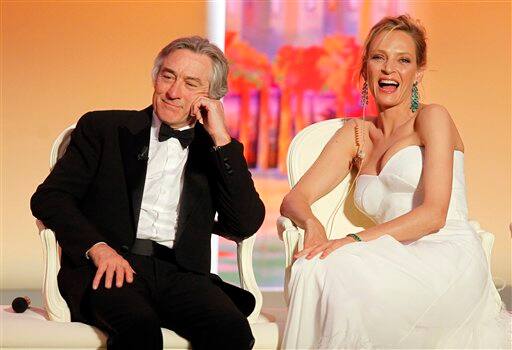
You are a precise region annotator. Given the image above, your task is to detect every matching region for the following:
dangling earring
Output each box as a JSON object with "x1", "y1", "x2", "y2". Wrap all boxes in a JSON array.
[
  {"x1": 411, "y1": 82, "x2": 419, "y2": 112},
  {"x1": 360, "y1": 81, "x2": 368, "y2": 107}
]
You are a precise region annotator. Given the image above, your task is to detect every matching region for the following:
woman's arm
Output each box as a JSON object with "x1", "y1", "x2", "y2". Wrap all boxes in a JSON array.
[
  {"x1": 364, "y1": 105, "x2": 457, "y2": 237},
  {"x1": 280, "y1": 120, "x2": 360, "y2": 249},
  {"x1": 306, "y1": 105, "x2": 461, "y2": 259}
]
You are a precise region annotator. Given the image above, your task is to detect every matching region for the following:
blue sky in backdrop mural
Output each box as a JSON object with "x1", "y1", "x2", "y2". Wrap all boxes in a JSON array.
[{"x1": 218, "y1": 0, "x2": 405, "y2": 289}]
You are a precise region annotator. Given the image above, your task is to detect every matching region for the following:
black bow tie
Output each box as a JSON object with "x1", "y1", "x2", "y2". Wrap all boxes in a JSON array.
[{"x1": 158, "y1": 123, "x2": 194, "y2": 148}]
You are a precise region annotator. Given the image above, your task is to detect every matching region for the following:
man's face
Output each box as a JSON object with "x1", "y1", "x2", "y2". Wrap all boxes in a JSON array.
[{"x1": 152, "y1": 49, "x2": 212, "y2": 128}]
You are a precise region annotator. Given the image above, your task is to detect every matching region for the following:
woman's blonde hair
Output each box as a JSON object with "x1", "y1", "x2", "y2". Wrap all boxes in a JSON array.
[{"x1": 359, "y1": 14, "x2": 427, "y2": 80}]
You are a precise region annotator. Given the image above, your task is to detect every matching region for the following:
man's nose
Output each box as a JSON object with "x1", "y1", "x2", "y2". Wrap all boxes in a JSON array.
[{"x1": 166, "y1": 81, "x2": 182, "y2": 99}]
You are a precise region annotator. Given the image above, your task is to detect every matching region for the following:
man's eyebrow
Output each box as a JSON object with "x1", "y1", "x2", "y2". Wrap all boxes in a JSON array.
[
  {"x1": 160, "y1": 67, "x2": 205, "y2": 85},
  {"x1": 160, "y1": 67, "x2": 176, "y2": 75},
  {"x1": 184, "y1": 76, "x2": 204, "y2": 85}
]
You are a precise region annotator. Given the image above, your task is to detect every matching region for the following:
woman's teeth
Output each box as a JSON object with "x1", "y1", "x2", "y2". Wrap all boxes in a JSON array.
[
  {"x1": 378, "y1": 79, "x2": 399, "y2": 93},
  {"x1": 378, "y1": 79, "x2": 399, "y2": 87}
]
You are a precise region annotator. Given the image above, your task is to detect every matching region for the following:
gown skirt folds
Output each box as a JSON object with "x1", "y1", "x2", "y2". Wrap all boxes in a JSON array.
[{"x1": 282, "y1": 146, "x2": 511, "y2": 349}]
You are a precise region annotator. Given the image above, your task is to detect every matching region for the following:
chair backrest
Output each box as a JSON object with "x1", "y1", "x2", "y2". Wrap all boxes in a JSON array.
[
  {"x1": 286, "y1": 118, "x2": 372, "y2": 238},
  {"x1": 50, "y1": 124, "x2": 76, "y2": 168},
  {"x1": 48, "y1": 124, "x2": 76, "y2": 261}
]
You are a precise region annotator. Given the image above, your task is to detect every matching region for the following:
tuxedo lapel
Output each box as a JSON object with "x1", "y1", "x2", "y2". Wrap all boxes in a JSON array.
[{"x1": 119, "y1": 107, "x2": 152, "y2": 233}]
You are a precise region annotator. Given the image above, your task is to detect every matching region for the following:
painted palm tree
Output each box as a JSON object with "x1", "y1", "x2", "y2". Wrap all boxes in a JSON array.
[
  {"x1": 293, "y1": 46, "x2": 325, "y2": 131},
  {"x1": 317, "y1": 35, "x2": 362, "y2": 117},
  {"x1": 273, "y1": 45, "x2": 325, "y2": 172},
  {"x1": 226, "y1": 31, "x2": 272, "y2": 167}
]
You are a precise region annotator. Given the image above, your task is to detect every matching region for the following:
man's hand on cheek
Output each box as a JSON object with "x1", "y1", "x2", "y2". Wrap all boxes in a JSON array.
[{"x1": 191, "y1": 96, "x2": 231, "y2": 146}]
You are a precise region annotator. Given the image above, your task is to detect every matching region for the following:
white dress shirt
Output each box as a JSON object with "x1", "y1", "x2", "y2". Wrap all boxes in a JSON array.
[{"x1": 135, "y1": 113, "x2": 191, "y2": 248}]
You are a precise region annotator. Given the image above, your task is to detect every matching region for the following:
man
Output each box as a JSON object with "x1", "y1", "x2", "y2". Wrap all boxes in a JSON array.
[{"x1": 31, "y1": 36, "x2": 265, "y2": 350}]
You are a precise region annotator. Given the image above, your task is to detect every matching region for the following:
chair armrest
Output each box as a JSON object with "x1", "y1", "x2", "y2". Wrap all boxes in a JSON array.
[
  {"x1": 37, "y1": 221, "x2": 71, "y2": 322},
  {"x1": 469, "y1": 220, "x2": 503, "y2": 305},
  {"x1": 277, "y1": 216, "x2": 305, "y2": 305},
  {"x1": 276, "y1": 216, "x2": 297, "y2": 241},
  {"x1": 236, "y1": 235, "x2": 265, "y2": 323},
  {"x1": 212, "y1": 220, "x2": 267, "y2": 322},
  {"x1": 277, "y1": 216, "x2": 304, "y2": 270},
  {"x1": 469, "y1": 220, "x2": 495, "y2": 266}
]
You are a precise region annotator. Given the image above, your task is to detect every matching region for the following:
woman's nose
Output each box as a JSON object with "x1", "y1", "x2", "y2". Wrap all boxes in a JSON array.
[{"x1": 382, "y1": 60, "x2": 395, "y2": 74}]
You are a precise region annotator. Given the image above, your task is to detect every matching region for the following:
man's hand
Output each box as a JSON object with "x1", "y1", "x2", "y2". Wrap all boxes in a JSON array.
[
  {"x1": 88, "y1": 243, "x2": 135, "y2": 290},
  {"x1": 190, "y1": 97, "x2": 231, "y2": 146}
]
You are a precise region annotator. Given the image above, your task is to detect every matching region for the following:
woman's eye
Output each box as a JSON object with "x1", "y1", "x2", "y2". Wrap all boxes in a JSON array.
[
  {"x1": 399, "y1": 58, "x2": 411, "y2": 63},
  {"x1": 371, "y1": 55, "x2": 384, "y2": 60}
]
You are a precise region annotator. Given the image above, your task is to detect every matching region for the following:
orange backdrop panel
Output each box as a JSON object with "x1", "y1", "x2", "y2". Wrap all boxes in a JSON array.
[{"x1": 1, "y1": 1, "x2": 207, "y2": 289}]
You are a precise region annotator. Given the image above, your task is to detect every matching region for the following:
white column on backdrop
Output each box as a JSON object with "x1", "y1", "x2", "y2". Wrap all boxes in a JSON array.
[{"x1": 207, "y1": 0, "x2": 226, "y2": 274}]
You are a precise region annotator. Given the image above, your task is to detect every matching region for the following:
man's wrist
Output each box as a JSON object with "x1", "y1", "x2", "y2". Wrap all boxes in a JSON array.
[
  {"x1": 212, "y1": 135, "x2": 231, "y2": 147},
  {"x1": 209, "y1": 129, "x2": 231, "y2": 147},
  {"x1": 85, "y1": 242, "x2": 107, "y2": 259}
]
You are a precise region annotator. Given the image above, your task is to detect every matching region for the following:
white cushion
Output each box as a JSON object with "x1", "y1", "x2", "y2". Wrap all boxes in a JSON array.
[{"x1": 0, "y1": 305, "x2": 279, "y2": 349}]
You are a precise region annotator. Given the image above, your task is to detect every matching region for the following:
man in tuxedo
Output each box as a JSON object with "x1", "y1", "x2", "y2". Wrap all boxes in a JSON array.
[{"x1": 31, "y1": 36, "x2": 265, "y2": 350}]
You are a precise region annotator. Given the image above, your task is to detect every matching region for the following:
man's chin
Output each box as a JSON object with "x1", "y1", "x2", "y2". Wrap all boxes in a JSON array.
[{"x1": 156, "y1": 114, "x2": 191, "y2": 129}]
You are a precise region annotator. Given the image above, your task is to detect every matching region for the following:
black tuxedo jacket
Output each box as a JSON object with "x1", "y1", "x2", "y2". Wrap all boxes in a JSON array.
[{"x1": 31, "y1": 106, "x2": 265, "y2": 322}]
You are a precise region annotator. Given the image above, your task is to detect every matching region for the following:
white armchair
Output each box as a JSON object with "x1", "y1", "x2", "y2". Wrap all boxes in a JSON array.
[
  {"x1": 36, "y1": 125, "x2": 278, "y2": 349},
  {"x1": 277, "y1": 118, "x2": 500, "y2": 305}
]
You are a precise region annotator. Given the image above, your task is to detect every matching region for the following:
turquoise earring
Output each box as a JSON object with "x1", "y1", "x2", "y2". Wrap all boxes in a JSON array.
[{"x1": 411, "y1": 82, "x2": 419, "y2": 112}]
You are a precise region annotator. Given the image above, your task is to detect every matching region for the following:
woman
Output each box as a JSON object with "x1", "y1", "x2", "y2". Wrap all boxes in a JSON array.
[{"x1": 281, "y1": 15, "x2": 510, "y2": 349}]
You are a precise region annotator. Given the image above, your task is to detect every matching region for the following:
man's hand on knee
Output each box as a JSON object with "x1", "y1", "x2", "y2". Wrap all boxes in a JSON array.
[{"x1": 89, "y1": 243, "x2": 135, "y2": 290}]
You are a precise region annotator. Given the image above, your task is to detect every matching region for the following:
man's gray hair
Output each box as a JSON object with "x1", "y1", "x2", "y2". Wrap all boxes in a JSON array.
[{"x1": 152, "y1": 36, "x2": 229, "y2": 100}]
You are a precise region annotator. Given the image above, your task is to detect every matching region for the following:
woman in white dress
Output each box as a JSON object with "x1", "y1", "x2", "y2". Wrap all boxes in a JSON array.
[{"x1": 281, "y1": 15, "x2": 510, "y2": 349}]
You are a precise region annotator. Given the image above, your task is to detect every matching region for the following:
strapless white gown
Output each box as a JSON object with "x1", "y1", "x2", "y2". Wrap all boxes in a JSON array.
[{"x1": 283, "y1": 146, "x2": 510, "y2": 349}]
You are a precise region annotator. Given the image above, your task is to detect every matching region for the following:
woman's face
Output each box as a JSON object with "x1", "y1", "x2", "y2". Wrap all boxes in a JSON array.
[{"x1": 366, "y1": 30, "x2": 423, "y2": 111}]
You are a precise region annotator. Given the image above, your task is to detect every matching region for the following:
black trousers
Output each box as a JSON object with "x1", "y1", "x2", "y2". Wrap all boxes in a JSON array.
[{"x1": 83, "y1": 252, "x2": 254, "y2": 350}]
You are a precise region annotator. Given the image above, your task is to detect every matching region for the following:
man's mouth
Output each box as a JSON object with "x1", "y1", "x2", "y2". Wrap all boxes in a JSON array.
[
  {"x1": 161, "y1": 99, "x2": 182, "y2": 109},
  {"x1": 378, "y1": 79, "x2": 399, "y2": 93}
]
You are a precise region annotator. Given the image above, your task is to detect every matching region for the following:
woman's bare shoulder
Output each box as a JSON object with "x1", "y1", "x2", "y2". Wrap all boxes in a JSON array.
[
  {"x1": 342, "y1": 117, "x2": 377, "y2": 133},
  {"x1": 415, "y1": 104, "x2": 464, "y2": 151},
  {"x1": 415, "y1": 104, "x2": 454, "y2": 134},
  {"x1": 324, "y1": 118, "x2": 373, "y2": 155},
  {"x1": 416, "y1": 104, "x2": 451, "y2": 123}
]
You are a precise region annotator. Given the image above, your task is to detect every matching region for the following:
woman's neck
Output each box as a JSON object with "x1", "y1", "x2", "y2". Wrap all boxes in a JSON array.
[{"x1": 376, "y1": 103, "x2": 416, "y2": 137}]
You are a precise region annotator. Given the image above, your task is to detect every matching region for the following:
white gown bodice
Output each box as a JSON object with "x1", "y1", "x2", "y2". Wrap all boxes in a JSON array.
[{"x1": 354, "y1": 145, "x2": 469, "y2": 225}]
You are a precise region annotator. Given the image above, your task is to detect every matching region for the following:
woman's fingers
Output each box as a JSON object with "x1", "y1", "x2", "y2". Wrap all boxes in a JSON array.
[
  {"x1": 320, "y1": 241, "x2": 343, "y2": 259},
  {"x1": 306, "y1": 242, "x2": 331, "y2": 259},
  {"x1": 294, "y1": 247, "x2": 314, "y2": 258}
]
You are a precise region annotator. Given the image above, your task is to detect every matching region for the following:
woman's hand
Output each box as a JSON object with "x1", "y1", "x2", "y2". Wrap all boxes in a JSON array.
[
  {"x1": 304, "y1": 218, "x2": 328, "y2": 248},
  {"x1": 294, "y1": 218, "x2": 328, "y2": 258},
  {"x1": 295, "y1": 236, "x2": 357, "y2": 260}
]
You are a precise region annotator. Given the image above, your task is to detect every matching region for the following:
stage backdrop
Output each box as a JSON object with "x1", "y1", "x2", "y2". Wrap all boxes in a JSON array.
[
  {"x1": 1, "y1": 1, "x2": 510, "y2": 297},
  {"x1": 217, "y1": 0, "x2": 512, "y2": 293}
]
